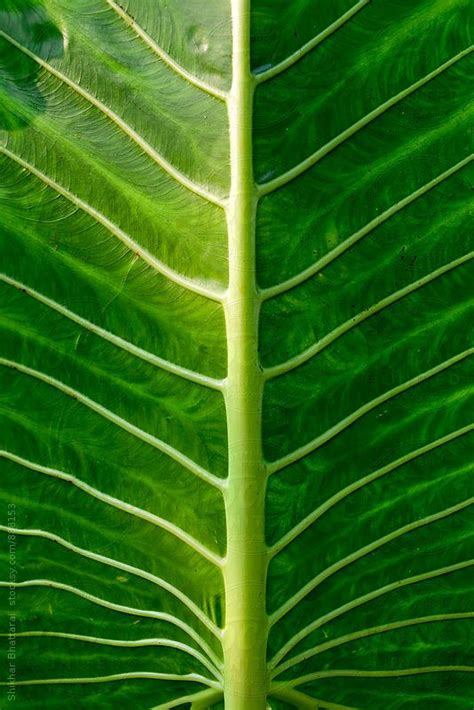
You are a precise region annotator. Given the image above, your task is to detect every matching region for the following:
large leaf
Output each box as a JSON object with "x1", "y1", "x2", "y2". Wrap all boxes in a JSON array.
[{"x1": 0, "y1": 0, "x2": 472, "y2": 708}]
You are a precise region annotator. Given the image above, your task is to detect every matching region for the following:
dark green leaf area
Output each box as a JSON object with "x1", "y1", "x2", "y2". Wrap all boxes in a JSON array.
[
  {"x1": 253, "y1": 0, "x2": 472, "y2": 184},
  {"x1": 301, "y1": 673, "x2": 474, "y2": 710},
  {"x1": 251, "y1": 0, "x2": 356, "y2": 72}
]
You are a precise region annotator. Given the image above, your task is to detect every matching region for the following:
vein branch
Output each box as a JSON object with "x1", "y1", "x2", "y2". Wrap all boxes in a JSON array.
[
  {"x1": 0, "y1": 524, "x2": 221, "y2": 641},
  {"x1": 0, "y1": 274, "x2": 224, "y2": 390},
  {"x1": 0, "y1": 146, "x2": 224, "y2": 302},
  {"x1": 257, "y1": 48, "x2": 472, "y2": 196},
  {"x1": 1, "y1": 630, "x2": 222, "y2": 681},
  {"x1": 0, "y1": 579, "x2": 221, "y2": 662},
  {"x1": 267, "y1": 349, "x2": 472, "y2": 474},
  {"x1": 270, "y1": 497, "x2": 473, "y2": 625},
  {"x1": 283, "y1": 666, "x2": 474, "y2": 688},
  {"x1": 105, "y1": 0, "x2": 227, "y2": 101},
  {"x1": 0, "y1": 670, "x2": 220, "y2": 688},
  {"x1": 0, "y1": 359, "x2": 225, "y2": 499},
  {"x1": 270, "y1": 685, "x2": 356, "y2": 709},
  {"x1": 269, "y1": 559, "x2": 474, "y2": 667},
  {"x1": 270, "y1": 424, "x2": 473, "y2": 555},
  {"x1": 261, "y1": 156, "x2": 472, "y2": 300},
  {"x1": 264, "y1": 253, "x2": 473, "y2": 380},
  {"x1": 0, "y1": 29, "x2": 227, "y2": 209},
  {"x1": 255, "y1": 0, "x2": 370, "y2": 84},
  {"x1": 151, "y1": 688, "x2": 224, "y2": 710},
  {"x1": 272, "y1": 613, "x2": 474, "y2": 678}
]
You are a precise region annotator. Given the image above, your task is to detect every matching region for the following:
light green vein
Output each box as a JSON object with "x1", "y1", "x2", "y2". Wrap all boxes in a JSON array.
[
  {"x1": 257, "y1": 47, "x2": 472, "y2": 196},
  {"x1": 270, "y1": 686, "x2": 355, "y2": 709},
  {"x1": 0, "y1": 29, "x2": 227, "y2": 208},
  {"x1": 261, "y1": 156, "x2": 472, "y2": 300},
  {"x1": 0, "y1": 448, "x2": 222, "y2": 572},
  {"x1": 267, "y1": 349, "x2": 472, "y2": 474},
  {"x1": 270, "y1": 424, "x2": 473, "y2": 555},
  {"x1": 270, "y1": 559, "x2": 474, "y2": 667},
  {"x1": 104, "y1": 0, "x2": 227, "y2": 101},
  {"x1": 0, "y1": 273, "x2": 224, "y2": 390},
  {"x1": 0, "y1": 449, "x2": 220, "y2": 562},
  {"x1": 0, "y1": 671, "x2": 220, "y2": 688},
  {"x1": 264, "y1": 252, "x2": 473, "y2": 380},
  {"x1": 0, "y1": 146, "x2": 223, "y2": 302},
  {"x1": 270, "y1": 498, "x2": 472, "y2": 626},
  {"x1": 272, "y1": 612, "x2": 474, "y2": 678},
  {"x1": 152, "y1": 688, "x2": 224, "y2": 710},
  {"x1": 0, "y1": 358, "x2": 225, "y2": 499},
  {"x1": 0, "y1": 579, "x2": 223, "y2": 663},
  {"x1": 0, "y1": 524, "x2": 220, "y2": 641},
  {"x1": 278, "y1": 666, "x2": 474, "y2": 689},
  {"x1": 254, "y1": 0, "x2": 370, "y2": 84},
  {"x1": 0, "y1": 630, "x2": 221, "y2": 681}
]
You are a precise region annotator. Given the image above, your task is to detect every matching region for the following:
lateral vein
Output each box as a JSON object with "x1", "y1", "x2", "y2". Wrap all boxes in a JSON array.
[
  {"x1": 0, "y1": 274, "x2": 224, "y2": 390},
  {"x1": 269, "y1": 559, "x2": 474, "y2": 667},
  {"x1": 0, "y1": 146, "x2": 223, "y2": 302},
  {"x1": 261, "y1": 156, "x2": 472, "y2": 300},
  {"x1": 264, "y1": 253, "x2": 473, "y2": 379},
  {"x1": 255, "y1": 0, "x2": 370, "y2": 84},
  {"x1": 257, "y1": 48, "x2": 472, "y2": 196},
  {"x1": 0, "y1": 524, "x2": 220, "y2": 641},
  {"x1": 270, "y1": 686, "x2": 356, "y2": 709},
  {"x1": 151, "y1": 688, "x2": 224, "y2": 710},
  {"x1": 104, "y1": 0, "x2": 227, "y2": 101},
  {"x1": 282, "y1": 666, "x2": 474, "y2": 688},
  {"x1": 270, "y1": 424, "x2": 473, "y2": 554},
  {"x1": 0, "y1": 29, "x2": 226, "y2": 208},
  {"x1": 0, "y1": 359, "x2": 225, "y2": 500},
  {"x1": 0, "y1": 579, "x2": 221, "y2": 660},
  {"x1": 267, "y1": 349, "x2": 472, "y2": 474},
  {"x1": 0, "y1": 670, "x2": 220, "y2": 688},
  {"x1": 270, "y1": 498, "x2": 473, "y2": 625},
  {"x1": 1, "y1": 630, "x2": 221, "y2": 681},
  {"x1": 272, "y1": 612, "x2": 474, "y2": 677}
]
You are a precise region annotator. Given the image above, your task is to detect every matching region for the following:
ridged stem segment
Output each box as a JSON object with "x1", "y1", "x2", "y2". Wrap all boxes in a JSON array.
[{"x1": 222, "y1": 1, "x2": 268, "y2": 707}]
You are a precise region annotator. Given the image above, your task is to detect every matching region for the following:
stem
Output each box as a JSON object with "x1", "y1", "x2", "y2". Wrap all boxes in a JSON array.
[{"x1": 222, "y1": 1, "x2": 268, "y2": 707}]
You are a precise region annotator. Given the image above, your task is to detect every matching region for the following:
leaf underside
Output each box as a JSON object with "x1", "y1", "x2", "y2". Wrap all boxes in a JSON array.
[{"x1": 0, "y1": 0, "x2": 473, "y2": 708}]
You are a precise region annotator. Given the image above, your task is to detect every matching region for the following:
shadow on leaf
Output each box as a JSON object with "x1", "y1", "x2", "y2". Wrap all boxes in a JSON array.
[{"x1": 0, "y1": 0, "x2": 64, "y2": 131}]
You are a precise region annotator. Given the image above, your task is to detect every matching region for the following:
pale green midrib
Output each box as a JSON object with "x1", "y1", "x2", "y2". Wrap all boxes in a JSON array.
[{"x1": 221, "y1": 1, "x2": 269, "y2": 708}]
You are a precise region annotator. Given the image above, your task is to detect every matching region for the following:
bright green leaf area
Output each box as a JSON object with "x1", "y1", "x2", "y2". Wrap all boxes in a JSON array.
[{"x1": 0, "y1": 0, "x2": 472, "y2": 708}]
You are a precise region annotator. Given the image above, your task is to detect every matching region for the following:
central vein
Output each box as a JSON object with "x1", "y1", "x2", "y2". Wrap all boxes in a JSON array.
[{"x1": 222, "y1": 0, "x2": 269, "y2": 708}]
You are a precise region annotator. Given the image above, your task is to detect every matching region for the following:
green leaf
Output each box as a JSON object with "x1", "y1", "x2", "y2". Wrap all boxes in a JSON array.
[{"x1": 0, "y1": 0, "x2": 472, "y2": 708}]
